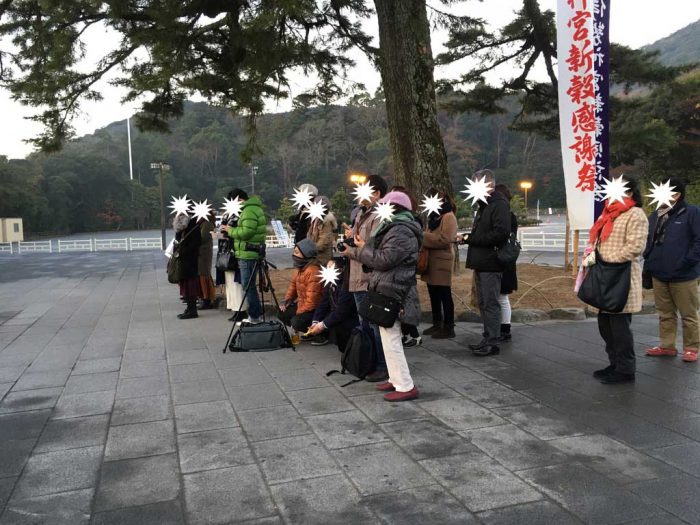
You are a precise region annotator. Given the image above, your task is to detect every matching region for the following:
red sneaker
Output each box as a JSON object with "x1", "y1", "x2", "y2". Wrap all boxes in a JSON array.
[
  {"x1": 682, "y1": 350, "x2": 698, "y2": 363},
  {"x1": 645, "y1": 346, "x2": 678, "y2": 357},
  {"x1": 376, "y1": 381, "x2": 395, "y2": 392},
  {"x1": 384, "y1": 387, "x2": 419, "y2": 402}
]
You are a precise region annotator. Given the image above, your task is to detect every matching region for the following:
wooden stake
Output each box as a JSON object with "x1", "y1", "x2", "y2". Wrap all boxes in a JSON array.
[
  {"x1": 572, "y1": 230, "x2": 580, "y2": 277},
  {"x1": 564, "y1": 215, "x2": 571, "y2": 270}
]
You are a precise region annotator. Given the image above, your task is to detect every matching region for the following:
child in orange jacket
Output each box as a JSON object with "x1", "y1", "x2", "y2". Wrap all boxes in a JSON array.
[{"x1": 279, "y1": 238, "x2": 324, "y2": 333}]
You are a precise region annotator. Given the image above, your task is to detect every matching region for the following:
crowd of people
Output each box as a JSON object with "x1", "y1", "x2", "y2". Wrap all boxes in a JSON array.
[{"x1": 169, "y1": 172, "x2": 700, "y2": 400}]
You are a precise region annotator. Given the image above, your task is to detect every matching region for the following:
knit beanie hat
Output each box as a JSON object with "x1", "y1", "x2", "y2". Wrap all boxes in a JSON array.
[
  {"x1": 380, "y1": 191, "x2": 412, "y2": 212},
  {"x1": 668, "y1": 177, "x2": 686, "y2": 200},
  {"x1": 296, "y1": 238, "x2": 318, "y2": 258}
]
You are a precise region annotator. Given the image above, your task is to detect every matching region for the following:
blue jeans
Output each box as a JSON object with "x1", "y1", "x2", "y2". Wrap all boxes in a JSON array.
[
  {"x1": 353, "y1": 291, "x2": 387, "y2": 373},
  {"x1": 239, "y1": 259, "x2": 262, "y2": 319}
]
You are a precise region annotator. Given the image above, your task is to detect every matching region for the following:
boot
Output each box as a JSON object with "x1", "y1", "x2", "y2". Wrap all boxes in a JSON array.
[
  {"x1": 499, "y1": 323, "x2": 512, "y2": 342},
  {"x1": 199, "y1": 299, "x2": 214, "y2": 310},
  {"x1": 178, "y1": 300, "x2": 198, "y2": 320},
  {"x1": 431, "y1": 324, "x2": 456, "y2": 339},
  {"x1": 422, "y1": 323, "x2": 442, "y2": 336}
]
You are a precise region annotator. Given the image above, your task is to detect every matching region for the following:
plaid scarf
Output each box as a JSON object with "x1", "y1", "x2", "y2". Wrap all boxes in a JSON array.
[{"x1": 588, "y1": 197, "x2": 636, "y2": 245}]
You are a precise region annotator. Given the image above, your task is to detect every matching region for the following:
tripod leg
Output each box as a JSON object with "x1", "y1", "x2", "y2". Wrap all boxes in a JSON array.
[{"x1": 222, "y1": 259, "x2": 259, "y2": 353}]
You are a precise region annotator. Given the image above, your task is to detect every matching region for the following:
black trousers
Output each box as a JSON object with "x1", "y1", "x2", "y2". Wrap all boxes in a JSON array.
[
  {"x1": 278, "y1": 304, "x2": 314, "y2": 333},
  {"x1": 401, "y1": 323, "x2": 419, "y2": 338},
  {"x1": 597, "y1": 313, "x2": 635, "y2": 375},
  {"x1": 427, "y1": 284, "x2": 455, "y2": 326},
  {"x1": 474, "y1": 271, "x2": 502, "y2": 344}
]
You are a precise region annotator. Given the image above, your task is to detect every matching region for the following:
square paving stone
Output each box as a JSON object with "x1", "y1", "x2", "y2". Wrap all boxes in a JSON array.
[
  {"x1": 0, "y1": 387, "x2": 63, "y2": 414},
  {"x1": 306, "y1": 410, "x2": 387, "y2": 449},
  {"x1": 421, "y1": 451, "x2": 544, "y2": 512},
  {"x1": 257, "y1": 352, "x2": 311, "y2": 372},
  {"x1": 520, "y1": 462, "x2": 658, "y2": 524},
  {"x1": 462, "y1": 424, "x2": 571, "y2": 471},
  {"x1": 52, "y1": 391, "x2": 114, "y2": 419},
  {"x1": 254, "y1": 434, "x2": 339, "y2": 484},
  {"x1": 419, "y1": 397, "x2": 506, "y2": 431},
  {"x1": 167, "y1": 349, "x2": 211, "y2": 365},
  {"x1": 0, "y1": 382, "x2": 11, "y2": 401},
  {"x1": 494, "y1": 403, "x2": 591, "y2": 441},
  {"x1": 71, "y1": 358, "x2": 121, "y2": 375},
  {"x1": 111, "y1": 395, "x2": 172, "y2": 426},
  {"x1": 350, "y1": 393, "x2": 428, "y2": 423},
  {"x1": 169, "y1": 362, "x2": 218, "y2": 383},
  {"x1": 549, "y1": 434, "x2": 680, "y2": 484},
  {"x1": 269, "y1": 368, "x2": 330, "y2": 391},
  {"x1": 662, "y1": 416, "x2": 700, "y2": 441},
  {"x1": 238, "y1": 405, "x2": 311, "y2": 442},
  {"x1": 477, "y1": 500, "x2": 583, "y2": 525},
  {"x1": 2, "y1": 488, "x2": 93, "y2": 525},
  {"x1": 95, "y1": 453, "x2": 180, "y2": 511},
  {"x1": 648, "y1": 442, "x2": 700, "y2": 476},
  {"x1": 92, "y1": 500, "x2": 185, "y2": 525},
  {"x1": 0, "y1": 438, "x2": 35, "y2": 477},
  {"x1": 285, "y1": 387, "x2": 355, "y2": 416},
  {"x1": 122, "y1": 347, "x2": 165, "y2": 362},
  {"x1": 13, "y1": 446, "x2": 102, "y2": 499},
  {"x1": 219, "y1": 364, "x2": 274, "y2": 387},
  {"x1": 0, "y1": 366, "x2": 24, "y2": 383},
  {"x1": 332, "y1": 441, "x2": 435, "y2": 496},
  {"x1": 105, "y1": 420, "x2": 175, "y2": 461},
  {"x1": 380, "y1": 418, "x2": 475, "y2": 460},
  {"x1": 630, "y1": 474, "x2": 700, "y2": 525},
  {"x1": 171, "y1": 379, "x2": 227, "y2": 405},
  {"x1": 454, "y1": 381, "x2": 533, "y2": 408},
  {"x1": 585, "y1": 410, "x2": 690, "y2": 450},
  {"x1": 364, "y1": 485, "x2": 479, "y2": 525},
  {"x1": 117, "y1": 376, "x2": 169, "y2": 399},
  {"x1": 120, "y1": 359, "x2": 167, "y2": 379},
  {"x1": 11, "y1": 369, "x2": 71, "y2": 391},
  {"x1": 64, "y1": 371, "x2": 118, "y2": 394},
  {"x1": 226, "y1": 382, "x2": 289, "y2": 411},
  {"x1": 271, "y1": 474, "x2": 376, "y2": 524},
  {"x1": 0, "y1": 477, "x2": 14, "y2": 511},
  {"x1": 35, "y1": 414, "x2": 109, "y2": 453},
  {"x1": 174, "y1": 400, "x2": 238, "y2": 434},
  {"x1": 0, "y1": 409, "x2": 51, "y2": 441},
  {"x1": 183, "y1": 465, "x2": 275, "y2": 524},
  {"x1": 178, "y1": 427, "x2": 254, "y2": 474}
]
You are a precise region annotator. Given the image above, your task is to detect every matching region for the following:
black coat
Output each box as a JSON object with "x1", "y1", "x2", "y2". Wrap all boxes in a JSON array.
[
  {"x1": 289, "y1": 212, "x2": 312, "y2": 244},
  {"x1": 465, "y1": 191, "x2": 511, "y2": 272},
  {"x1": 175, "y1": 218, "x2": 202, "y2": 280},
  {"x1": 501, "y1": 212, "x2": 519, "y2": 294}
]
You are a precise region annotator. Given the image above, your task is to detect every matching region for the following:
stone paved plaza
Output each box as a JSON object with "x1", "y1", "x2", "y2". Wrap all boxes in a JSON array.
[{"x1": 0, "y1": 251, "x2": 699, "y2": 524}]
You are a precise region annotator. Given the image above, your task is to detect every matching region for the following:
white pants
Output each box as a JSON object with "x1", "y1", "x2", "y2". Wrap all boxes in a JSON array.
[
  {"x1": 379, "y1": 321, "x2": 415, "y2": 392},
  {"x1": 498, "y1": 294, "x2": 512, "y2": 324},
  {"x1": 225, "y1": 271, "x2": 248, "y2": 311}
]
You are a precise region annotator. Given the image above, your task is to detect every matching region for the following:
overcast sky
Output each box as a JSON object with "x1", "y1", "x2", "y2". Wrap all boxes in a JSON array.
[{"x1": 1, "y1": 0, "x2": 698, "y2": 160}]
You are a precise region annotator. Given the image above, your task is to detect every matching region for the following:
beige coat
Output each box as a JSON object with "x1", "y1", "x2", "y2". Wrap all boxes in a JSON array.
[
  {"x1": 595, "y1": 206, "x2": 649, "y2": 313},
  {"x1": 307, "y1": 212, "x2": 337, "y2": 265},
  {"x1": 421, "y1": 212, "x2": 458, "y2": 287},
  {"x1": 348, "y1": 206, "x2": 382, "y2": 292}
]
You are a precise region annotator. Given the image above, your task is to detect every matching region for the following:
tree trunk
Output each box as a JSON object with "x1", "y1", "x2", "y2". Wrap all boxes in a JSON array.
[{"x1": 374, "y1": 0, "x2": 450, "y2": 197}]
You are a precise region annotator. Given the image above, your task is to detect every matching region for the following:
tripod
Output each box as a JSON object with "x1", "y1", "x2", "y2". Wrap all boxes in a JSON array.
[{"x1": 222, "y1": 249, "x2": 287, "y2": 353}]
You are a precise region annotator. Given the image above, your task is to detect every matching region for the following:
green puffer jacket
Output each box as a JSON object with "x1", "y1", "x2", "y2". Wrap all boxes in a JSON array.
[{"x1": 227, "y1": 196, "x2": 267, "y2": 260}]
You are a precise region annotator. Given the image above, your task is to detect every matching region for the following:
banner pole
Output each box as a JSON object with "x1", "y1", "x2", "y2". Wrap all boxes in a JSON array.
[
  {"x1": 564, "y1": 215, "x2": 571, "y2": 270},
  {"x1": 572, "y1": 230, "x2": 580, "y2": 277}
]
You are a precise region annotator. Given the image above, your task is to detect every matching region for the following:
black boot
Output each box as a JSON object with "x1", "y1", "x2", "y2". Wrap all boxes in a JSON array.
[
  {"x1": 423, "y1": 323, "x2": 442, "y2": 336},
  {"x1": 178, "y1": 300, "x2": 198, "y2": 319},
  {"x1": 432, "y1": 324, "x2": 456, "y2": 339},
  {"x1": 499, "y1": 324, "x2": 512, "y2": 342},
  {"x1": 593, "y1": 365, "x2": 615, "y2": 379},
  {"x1": 199, "y1": 299, "x2": 214, "y2": 310}
]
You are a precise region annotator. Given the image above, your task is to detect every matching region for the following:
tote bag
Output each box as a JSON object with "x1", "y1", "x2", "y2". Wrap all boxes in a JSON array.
[{"x1": 577, "y1": 250, "x2": 631, "y2": 313}]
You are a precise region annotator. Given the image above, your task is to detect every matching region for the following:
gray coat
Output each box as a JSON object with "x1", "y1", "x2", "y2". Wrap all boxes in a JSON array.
[{"x1": 356, "y1": 218, "x2": 423, "y2": 326}]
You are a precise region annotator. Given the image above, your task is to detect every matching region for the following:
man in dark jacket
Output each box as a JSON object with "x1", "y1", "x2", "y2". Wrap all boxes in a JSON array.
[
  {"x1": 465, "y1": 170, "x2": 511, "y2": 355},
  {"x1": 643, "y1": 178, "x2": 700, "y2": 363},
  {"x1": 288, "y1": 183, "x2": 318, "y2": 244}
]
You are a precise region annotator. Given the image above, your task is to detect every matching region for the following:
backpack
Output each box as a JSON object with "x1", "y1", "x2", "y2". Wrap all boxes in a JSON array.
[{"x1": 326, "y1": 326, "x2": 376, "y2": 386}]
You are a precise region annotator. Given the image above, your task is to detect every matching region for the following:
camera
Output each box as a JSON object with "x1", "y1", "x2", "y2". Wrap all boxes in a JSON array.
[
  {"x1": 336, "y1": 237, "x2": 356, "y2": 251},
  {"x1": 245, "y1": 242, "x2": 265, "y2": 256}
]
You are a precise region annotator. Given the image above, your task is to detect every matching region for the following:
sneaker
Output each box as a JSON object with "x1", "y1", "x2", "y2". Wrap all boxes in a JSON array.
[
  {"x1": 422, "y1": 324, "x2": 441, "y2": 336},
  {"x1": 246, "y1": 317, "x2": 264, "y2": 324},
  {"x1": 403, "y1": 336, "x2": 422, "y2": 348},
  {"x1": 310, "y1": 336, "x2": 329, "y2": 346},
  {"x1": 682, "y1": 350, "x2": 698, "y2": 362},
  {"x1": 645, "y1": 346, "x2": 678, "y2": 357},
  {"x1": 431, "y1": 326, "x2": 455, "y2": 339},
  {"x1": 365, "y1": 370, "x2": 389, "y2": 383},
  {"x1": 376, "y1": 381, "x2": 395, "y2": 392},
  {"x1": 600, "y1": 371, "x2": 635, "y2": 384},
  {"x1": 593, "y1": 365, "x2": 616, "y2": 378},
  {"x1": 300, "y1": 332, "x2": 314, "y2": 341},
  {"x1": 401, "y1": 335, "x2": 409, "y2": 345},
  {"x1": 384, "y1": 387, "x2": 419, "y2": 402},
  {"x1": 472, "y1": 344, "x2": 500, "y2": 357},
  {"x1": 468, "y1": 339, "x2": 488, "y2": 351}
]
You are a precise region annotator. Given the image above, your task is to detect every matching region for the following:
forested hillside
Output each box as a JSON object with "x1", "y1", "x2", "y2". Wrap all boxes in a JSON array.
[{"x1": 645, "y1": 21, "x2": 700, "y2": 67}]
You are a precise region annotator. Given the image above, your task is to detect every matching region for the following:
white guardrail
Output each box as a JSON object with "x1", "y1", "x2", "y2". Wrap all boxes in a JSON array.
[
  {"x1": 18, "y1": 241, "x2": 52, "y2": 253},
  {"x1": 518, "y1": 231, "x2": 573, "y2": 249},
  {"x1": 0, "y1": 243, "x2": 12, "y2": 254},
  {"x1": 58, "y1": 239, "x2": 93, "y2": 253}
]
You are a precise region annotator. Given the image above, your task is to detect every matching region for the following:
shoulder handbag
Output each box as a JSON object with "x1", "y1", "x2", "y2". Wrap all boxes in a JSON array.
[
  {"x1": 577, "y1": 249, "x2": 631, "y2": 312},
  {"x1": 358, "y1": 289, "x2": 401, "y2": 328},
  {"x1": 416, "y1": 247, "x2": 429, "y2": 275},
  {"x1": 216, "y1": 240, "x2": 238, "y2": 272},
  {"x1": 496, "y1": 232, "x2": 521, "y2": 265},
  {"x1": 167, "y1": 227, "x2": 194, "y2": 284}
]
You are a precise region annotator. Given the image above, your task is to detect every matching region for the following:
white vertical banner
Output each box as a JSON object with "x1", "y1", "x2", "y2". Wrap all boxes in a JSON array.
[{"x1": 557, "y1": 0, "x2": 596, "y2": 231}]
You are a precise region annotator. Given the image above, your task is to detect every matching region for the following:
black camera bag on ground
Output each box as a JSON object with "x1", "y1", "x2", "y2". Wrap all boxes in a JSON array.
[
  {"x1": 326, "y1": 326, "x2": 376, "y2": 386},
  {"x1": 227, "y1": 320, "x2": 294, "y2": 352}
]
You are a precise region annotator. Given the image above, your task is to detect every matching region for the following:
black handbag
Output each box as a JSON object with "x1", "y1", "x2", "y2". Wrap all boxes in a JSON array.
[
  {"x1": 496, "y1": 232, "x2": 521, "y2": 265},
  {"x1": 216, "y1": 250, "x2": 238, "y2": 272},
  {"x1": 227, "y1": 320, "x2": 294, "y2": 352},
  {"x1": 359, "y1": 289, "x2": 401, "y2": 328},
  {"x1": 577, "y1": 250, "x2": 631, "y2": 313}
]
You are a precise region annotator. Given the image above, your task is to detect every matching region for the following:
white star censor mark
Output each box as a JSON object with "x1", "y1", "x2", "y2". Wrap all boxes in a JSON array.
[
  {"x1": 599, "y1": 176, "x2": 630, "y2": 204},
  {"x1": 221, "y1": 197, "x2": 243, "y2": 219},
  {"x1": 646, "y1": 180, "x2": 677, "y2": 210},
  {"x1": 190, "y1": 200, "x2": 213, "y2": 222},
  {"x1": 461, "y1": 176, "x2": 492, "y2": 206},
  {"x1": 169, "y1": 195, "x2": 191, "y2": 216},
  {"x1": 420, "y1": 194, "x2": 444, "y2": 216},
  {"x1": 352, "y1": 182, "x2": 375, "y2": 203},
  {"x1": 305, "y1": 201, "x2": 327, "y2": 222},
  {"x1": 317, "y1": 264, "x2": 342, "y2": 287},
  {"x1": 291, "y1": 187, "x2": 314, "y2": 211},
  {"x1": 373, "y1": 202, "x2": 395, "y2": 223}
]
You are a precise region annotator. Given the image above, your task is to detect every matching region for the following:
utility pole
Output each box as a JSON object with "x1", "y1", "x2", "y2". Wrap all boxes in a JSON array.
[
  {"x1": 151, "y1": 162, "x2": 170, "y2": 249},
  {"x1": 251, "y1": 165, "x2": 258, "y2": 194},
  {"x1": 127, "y1": 117, "x2": 134, "y2": 181}
]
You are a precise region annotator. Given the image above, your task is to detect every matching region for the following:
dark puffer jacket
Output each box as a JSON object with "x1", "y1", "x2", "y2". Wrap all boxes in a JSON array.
[
  {"x1": 466, "y1": 191, "x2": 511, "y2": 272},
  {"x1": 175, "y1": 217, "x2": 202, "y2": 280},
  {"x1": 356, "y1": 213, "x2": 423, "y2": 326}
]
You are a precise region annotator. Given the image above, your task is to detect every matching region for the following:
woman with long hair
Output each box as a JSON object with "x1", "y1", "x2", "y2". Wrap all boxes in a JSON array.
[
  {"x1": 173, "y1": 213, "x2": 202, "y2": 319},
  {"x1": 494, "y1": 184, "x2": 518, "y2": 341}
]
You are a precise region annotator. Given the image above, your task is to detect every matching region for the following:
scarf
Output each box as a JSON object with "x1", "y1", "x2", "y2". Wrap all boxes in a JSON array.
[
  {"x1": 588, "y1": 197, "x2": 636, "y2": 245},
  {"x1": 371, "y1": 210, "x2": 415, "y2": 245}
]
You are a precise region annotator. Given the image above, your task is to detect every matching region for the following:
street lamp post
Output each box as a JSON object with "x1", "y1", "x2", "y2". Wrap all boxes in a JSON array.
[
  {"x1": 520, "y1": 181, "x2": 533, "y2": 210},
  {"x1": 251, "y1": 165, "x2": 258, "y2": 194},
  {"x1": 150, "y1": 162, "x2": 171, "y2": 249}
]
